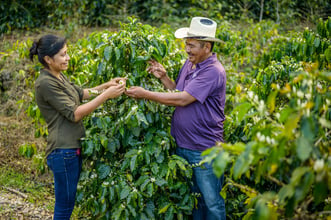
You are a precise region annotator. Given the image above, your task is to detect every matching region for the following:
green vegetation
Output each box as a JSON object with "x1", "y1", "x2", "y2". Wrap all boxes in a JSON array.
[
  {"x1": 1, "y1": 0, "x2": 331, "y2": 35},
  {"x1": 0, "y1": 166, "x2": 53, "y2": 205},
  {"x1": 0, "y1": 1, "x2": 330, "y2": 219}
]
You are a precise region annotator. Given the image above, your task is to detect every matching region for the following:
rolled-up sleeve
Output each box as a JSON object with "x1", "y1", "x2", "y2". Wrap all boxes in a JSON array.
[{"x1": 72, "y1": 83, "x2": 84, "y2": 102}]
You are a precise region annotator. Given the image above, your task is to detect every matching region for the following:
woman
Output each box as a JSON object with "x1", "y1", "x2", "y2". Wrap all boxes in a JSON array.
[{"x1": 29, "y1": 34, "x2": 126, "y2": 219}]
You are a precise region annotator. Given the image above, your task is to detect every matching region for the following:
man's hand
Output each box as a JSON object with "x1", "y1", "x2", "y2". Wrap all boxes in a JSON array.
[
  {"x1": 125, "y1": 86, "x2": 147, "y2": 99},
  {"x1": 147, "y1": 60, "x2": 166, "y2": 79}
]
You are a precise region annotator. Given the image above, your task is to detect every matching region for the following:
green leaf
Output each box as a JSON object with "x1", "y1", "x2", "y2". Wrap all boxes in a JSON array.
[
  {"x1": 136, "y1": 111, "x2": 149, "y2": 126},
  {"x1": 130, "y1": 155, "x2": 137, "y2": 172},
  {"x1": 104, "y1": 46, "x2": 112, "y2": 61},
  {"x1": 165, "y1": 205, "x2": 174, "y2": 220},
  {"x1": 324, "y1": 46, "x2": 331, "y2": 63},
  {"x1": 125, "y1": 149, "x2": 138, "y2": 157},
  {"x1": 120, "y1": 186, "x2": 130, "y2": 199},
  {"x1": 84, "y1": 140, "x2": 94, "y2": 156},
  {"x1": 140, "y1": 178, "x2": 150, "y2": 191},
  {"x1": 127, "y1": 204, "x2": 137, "y2": 217},
  {"x1": 279, "y1": 185, "x2": 295, "y2": 204},
  {"x1": 158, "y1": 204, "x2": 170, "y2": 214},
  {"x1": 212, "y1": 151, "x2": 231, "y2": 178},
  {"x1": 146, "y1": 183, "x2": 153, "y2": 197},
  {"x1": 107, "y1": 139, "x2": 120, "y2": 153},
  {"x1": 97, "y1": 164, "x2": 111, "y2": 179},
  {"x1": 296, "y1": 136, "x2": 312, "y2": 161},
  {"x1": 283, "y1": 113, "x2": 301, "y2": 137},
  {"x1": 233, "y1": 102, "x2": 252, "y2": 123},
  {"x1": 313, "y1": 38, "x2": 320, "y2": 48},
  {"x1": 115, "y1": 47, "x2": 121, "y2": 60},
  {"x1": 267, "y1": 90, "x2": 278, "y2": 113},
  {"x1": 233, "y1": 143, "x2": 253, "y2": 179},
  {"x1": 155, "y1": 178, "x2": 167, "y2": 186},
  {"x1": 313, "y1": 181, "x2": 328, "y2": 204}
]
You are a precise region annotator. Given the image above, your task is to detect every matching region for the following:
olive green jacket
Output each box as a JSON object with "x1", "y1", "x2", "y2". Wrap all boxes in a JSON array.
[{"x1": 35, "y1": 69, "x2": 85, "y2": 157}]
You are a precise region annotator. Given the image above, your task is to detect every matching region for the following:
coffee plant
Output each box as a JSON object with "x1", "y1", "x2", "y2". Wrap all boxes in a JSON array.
[
  {"x1": 61, "y1": 18, "x2": 194, "y2": 219},
  {"x1": 203, "y1": 17, "x2": 331, "y2": 219}
]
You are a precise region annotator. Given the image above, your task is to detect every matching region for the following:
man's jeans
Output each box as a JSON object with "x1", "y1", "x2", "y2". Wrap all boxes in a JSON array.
[
  {"x1": 47, "y1": 148, "x2": 82, "y2": 220},
  {"x1": 176, "y1": 147, "x2": 226, "y2": 220}
]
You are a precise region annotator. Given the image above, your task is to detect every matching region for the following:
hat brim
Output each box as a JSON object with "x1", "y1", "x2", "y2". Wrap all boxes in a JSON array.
[{"x1": 174, "y1": 27, "x2": 223, "y2": 43}]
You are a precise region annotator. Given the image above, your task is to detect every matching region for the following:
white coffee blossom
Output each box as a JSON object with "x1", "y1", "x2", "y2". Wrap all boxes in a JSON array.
[
  {"x1": 254, "y1": 95, "x2": 259, "y2": 103},
  {"x1": 297, "y1": 99, "x2": 301, "y2": 106},
  {"x1": 314, "y1": 159, "x2": 324, "y2": 172},
  {"x1": 266, "y1": 136, "x2": 271, "y2": 144},
  {"x1": 275, "y1": 113, "x2": 280, "y2": 119},
  {"x1": 247, "y1": 91, "x2": 254, "y2": 99},
  {"x1": 297, "y1": 90, "x2": 304, "y2": 98},
  {"x1": 305, "y1": 93, "x2": 311, "y2": 100},
  {"x1": 257, "y1": 100, "x2": 265, "y2": 113}
]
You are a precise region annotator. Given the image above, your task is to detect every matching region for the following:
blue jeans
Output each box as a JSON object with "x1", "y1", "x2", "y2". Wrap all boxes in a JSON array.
[
  {"x1": 176, "y1": 147, "x2": 226, "y2": 220},
  {"x1": 47, "y1": 148, "x2": 82, "y2": 220}
]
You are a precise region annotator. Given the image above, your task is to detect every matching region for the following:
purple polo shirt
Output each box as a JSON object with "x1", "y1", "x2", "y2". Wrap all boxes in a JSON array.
[{"x1": 171, "y1": 53, "x2": 226, "y2": 151}]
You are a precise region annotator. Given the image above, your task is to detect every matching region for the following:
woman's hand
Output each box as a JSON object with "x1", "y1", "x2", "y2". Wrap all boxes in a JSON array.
[
  {"x1": 103, "y1": 83, "x2": 126, "y2": 99},
  {"x1": 125, "y1": 86, "x2": 147, "y2": 99},
  {"x1": 108, "y1": 77, "x2": 127, "y2": 86},
  {"x1": 147, "y1": 60, "x2": 166, "y2": 79}
]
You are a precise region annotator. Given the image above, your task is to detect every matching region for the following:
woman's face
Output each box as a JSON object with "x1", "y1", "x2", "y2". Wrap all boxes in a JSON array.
[{"x1": 48, "y1": 44, "x2": 70, "y2": 73}]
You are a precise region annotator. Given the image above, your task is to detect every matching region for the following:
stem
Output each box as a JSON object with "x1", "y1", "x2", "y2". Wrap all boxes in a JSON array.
[
  {"x1": 315, "y1": 130, "x2": 331, "y2": 146},
  {"x1": 267, "y1": 174, "x2": 285, "y2": 186},
  {"x1": 259, "y1": 0, "x2": 264, "y2": 22}
]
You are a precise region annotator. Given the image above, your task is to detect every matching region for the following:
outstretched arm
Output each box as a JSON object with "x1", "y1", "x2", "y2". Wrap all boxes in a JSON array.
[
  {"x1": 83, "y1": 77, "x2": 127, "y2": 99},
  {"x1": 125, "y1": 86, "x2": 196, "y2": 107}
]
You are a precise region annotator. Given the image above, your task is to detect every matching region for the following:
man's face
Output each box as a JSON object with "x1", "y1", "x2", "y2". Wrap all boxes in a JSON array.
[{"x1": 185, "y1": 39, "x2": 210, "y2": 65}]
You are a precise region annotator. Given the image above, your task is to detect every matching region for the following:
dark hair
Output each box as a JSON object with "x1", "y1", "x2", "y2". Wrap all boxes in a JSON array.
[
  {"x1": 198, "y1": 41, "x2": 214, "y2": 52},
  {"x1": 29, "y1": 34, "x2": 66, "y2": 68}
]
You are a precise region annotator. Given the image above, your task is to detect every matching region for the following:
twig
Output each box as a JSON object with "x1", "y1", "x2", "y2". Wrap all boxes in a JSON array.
[
  {"x1": 3, "y1": 186, "x2": 28, "y2": 199},
  {"x1": 267, "y1": 174, "x2": 285, "y2": 186},
  {"x1": 315, "y1": 130, "x2": 331, "y2": 147}
]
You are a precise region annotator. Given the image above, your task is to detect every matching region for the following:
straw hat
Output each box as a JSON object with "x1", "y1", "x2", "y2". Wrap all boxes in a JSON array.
[{"x1": 175, "y1": 17, "x2": 223, "y2": 43}]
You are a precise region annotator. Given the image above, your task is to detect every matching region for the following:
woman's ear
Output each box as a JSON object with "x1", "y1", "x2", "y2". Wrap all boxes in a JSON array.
[{"x1": 44, "y1": 56, "x2": 52, "y2": 65}]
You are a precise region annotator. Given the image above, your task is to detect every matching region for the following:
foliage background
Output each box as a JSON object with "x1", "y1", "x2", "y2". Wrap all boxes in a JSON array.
[
  {"x1": 0, "y1": 1, "x2": 330, "y2": 219},
  {"x1": 1, "y1": 0, "x2": 331, "y2": 35}
]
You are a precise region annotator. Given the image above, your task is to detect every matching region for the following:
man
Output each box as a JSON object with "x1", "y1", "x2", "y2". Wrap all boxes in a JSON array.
[{"x1": 126, "y1": 17, "x2": 226, "y2": 220}]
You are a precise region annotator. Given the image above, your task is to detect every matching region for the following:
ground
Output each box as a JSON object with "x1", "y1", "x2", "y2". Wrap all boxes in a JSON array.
[
  {"x1": 0, "y1": 191, "x2": 52, "y2": 220},
  {"x1": 0, "y1": 115, "x2": 53, "y2": 219}
]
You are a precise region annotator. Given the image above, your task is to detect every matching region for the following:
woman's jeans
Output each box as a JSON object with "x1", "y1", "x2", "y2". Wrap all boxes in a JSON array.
[
  {"x1": 176, "y1": 147, "x2": 226, "y2": 220},
  {"x1": 47, "y1": 148, "x2": 82, "y2": 220}
]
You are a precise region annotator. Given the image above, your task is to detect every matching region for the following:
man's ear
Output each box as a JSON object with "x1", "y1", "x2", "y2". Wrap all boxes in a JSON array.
[{"x1": 205, "y1": 42, "x2": 212, "y2": 52}]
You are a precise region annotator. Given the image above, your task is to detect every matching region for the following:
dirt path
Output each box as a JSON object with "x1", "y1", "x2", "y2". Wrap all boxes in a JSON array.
[
  {"x1": 0, "y1": 190, "x2": 52, "y2": 220},
  {"x1": 0, "y1": 115, "x2": 53, "y2": 220}
]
